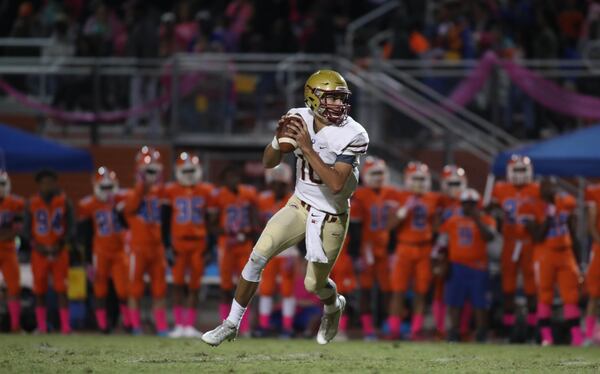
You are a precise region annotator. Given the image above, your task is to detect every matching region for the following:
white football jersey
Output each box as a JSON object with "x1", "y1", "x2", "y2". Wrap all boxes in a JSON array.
[{"x1": 286, "y1": 107, "x2": 369, "y2": 214}]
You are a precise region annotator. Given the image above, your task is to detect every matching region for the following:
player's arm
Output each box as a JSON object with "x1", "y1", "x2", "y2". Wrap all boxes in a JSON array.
[
  {"x1": 587, "y1": 202, "x2": 600, "y2": 244},
  {"x1": 473, "y1": 215, "x2": 496, "y2": 242},
  {"x1": 160, "y1": 203, "x2": 172, "y2": 249},
  {"x1": 347, "y1": 222, "x2": 362, "y2": 259},
  {"x1": 122, "y1": 183, "x2": 146, "y2": 215},
  {"x1": 76, "y1": 218, "x2": 93, "y2": 264},
  {"x1": 0, "y1": 207, "x2": 23, "y2": 241},
  {"x1": 262, "y1": 116, "x2": 286, "y2": 168},
  {"x1": 567, "y1": 212, "x2": 581, "y2": 262}
]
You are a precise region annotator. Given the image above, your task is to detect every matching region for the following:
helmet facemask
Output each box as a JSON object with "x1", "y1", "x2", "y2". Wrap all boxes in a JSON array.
[
  {"x1": 142, "y1": 164, "x2": 163, "y2": 184},
  {"x1": 94, "y1": 181, "x2": 117, "y2": 202},
  {"x1": 406, "y1": 174, "x2": 431, "y2": 194},
  {"x1": 507, "y1": 165, "x2": 532, "y2": 186},
  {"x1": 176, "y1": 165, "x2": 201, "y2": 186},
  {"x1": 364, "y1": 170, "x2": 385, "y2": 189},
  {"x1": 312, "y1": 88, "x2": 351, "y2": 126},
  {"x1": 442, "y1": 179, "x2": 466, "y2": 199}
]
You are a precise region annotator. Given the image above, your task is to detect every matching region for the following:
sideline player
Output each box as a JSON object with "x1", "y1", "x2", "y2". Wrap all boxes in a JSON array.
[
  {"x1": 387, "y1": 162, "x2": 441, "y2": 340},
  {"x1": 585, "y1": 183, "x2": 600, "y2": 345},
  {"x1": 522, "y1": 178, "x2": 583, "y2": 346},
  {"x1": 256, "y1": 164, "x2": 297, "y2": 337},
  {"x1": 202, "y1": 69, "x2": 369, "y2": 346},
  {"x1": 121, "y1": 146, "x2": 168, "y2": 335},
  {"x1": 78, "y1": 167, "x2": 130, "y2": 332},
  {"x1": 162, "y1": 152, "x2": 212, "y2": 338},
  {"x1": 25, "y1": 170, "x2": 75, "y2": 334},
  {"x1": 0, "y1": 170, "x2": 24, "y2": 332},
  {"x1": 489, "y1": 155, "x2": 539, "y2": 340},
  {"x1": 437, "y1": 189, "x2": 496, "y2": 342},
  {"x1": 348, "y1": 156, "x2": 396, "y2": 340}
]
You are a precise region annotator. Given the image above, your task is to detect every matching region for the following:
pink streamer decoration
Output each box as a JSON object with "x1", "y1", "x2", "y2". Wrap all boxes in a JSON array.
[
  {"x1": 446, "y1": 51, "x2": 600, "y2": 119},
  {"x1": 0, "y1": 71, "x2": 203, "y2": 123}
]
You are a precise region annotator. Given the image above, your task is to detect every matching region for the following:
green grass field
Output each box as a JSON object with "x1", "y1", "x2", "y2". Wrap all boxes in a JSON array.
[{"x1": 1, "y1": 335, "x2": 599, "y2": 373}]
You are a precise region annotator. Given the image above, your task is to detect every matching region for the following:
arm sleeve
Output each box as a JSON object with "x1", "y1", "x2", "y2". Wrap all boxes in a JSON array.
[
  {"x1": 76, "y1": 218, "x2": 93, "y2": 264},
  {"x1": 161, "y1": 204, "x2": 172, "y2": 249},
  {"x1": 65, "y1": 199, "x2": 77, "y2": 244},
  {"x1": 22, "y1": 200, "x2": 31, "y2": 243}
]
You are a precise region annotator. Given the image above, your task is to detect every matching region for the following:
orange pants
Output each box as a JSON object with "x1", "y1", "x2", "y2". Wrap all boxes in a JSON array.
[
  {"x1": 31, "y1": 249, "x2": 69, "y2": 295},
  {"x1": 93, "y1": 251, "x2": 128, "y2": 299},
  {"x1": 358, "y1": 247, "x2": 391, "y2": 292},
  {"x1": 259, "y1": 256, "x2": 295, "y2": 297},
  {"x1": 391, "y1": 243, "x2": 432, "y2": 294},
  {"x1": 330, "y1": 251, "x2": 356, "y2": 294},
  {"x1": 587, "y1": 243, "x2": 600, "y2": 298},
  {"x1": 218, "y1": 241, "x2": 253, "y2": 291},
  {"x1": 501, "y1": 239, "x2": 536, "y2": 295},
  {"x1": 534, "y1": 247, "x2": 580, "y2": 305},
  {"x1": 172, "y1": 245, "x2": 206, "y2": 290},
  {"x1": 0, "y1": 250, "x2": 20, "y2": 297},
  {"x1": 129, "y1": 248, "x2": 167, "y2": 299}
]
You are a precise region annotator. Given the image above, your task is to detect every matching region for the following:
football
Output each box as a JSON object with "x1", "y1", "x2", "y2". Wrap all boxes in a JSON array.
[{"x1": 276, "y1": 114, "x2": 303, "y2": 153}]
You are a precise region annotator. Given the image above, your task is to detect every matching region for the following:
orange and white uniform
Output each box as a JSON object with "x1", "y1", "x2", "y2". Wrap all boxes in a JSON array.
[
  {"x1": 520, "y1": 193, "x2": 580, "y2": 305},
  {"x1": 586, "y1": 184, "x2": 600, "y2": 298},
  {"x1": 163, "y1": 181, "x2": 213, "y2": 290},
  {"x1": 78, "y1": 193, "x2": 128, "y2": 299},
  {"x1": 492, "y1": 181, "x2": 540, "y2": 296},
  {"x1": 391, "y1": 190, "x2": 442, "y2": 293},
  {"x1": 122, "y1": 183, "x2": 166, "y2": 298},
  {"x1": 350, "y1": 185, "x2": 397, "y2": 292},
  {"x1": 440, "y1": 212, "x2": 496, "y2": 271},
  {"x1": 28, "y1": 193, "x2": 72, "y2": 295},
  {"x1": 209, "y1": 185, "x2": 258, "y2": 291},
  {"x1": 258, "y1": 191, "x2": 296, "y2": 298},
  {"x1": 0, "y1": 194, "x2": 25, "y2": 297}
]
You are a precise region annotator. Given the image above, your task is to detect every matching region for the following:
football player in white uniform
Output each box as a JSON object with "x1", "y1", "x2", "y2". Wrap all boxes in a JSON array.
[{"x1": 202, "y1": 69, "x2": 369, "y2": 346}]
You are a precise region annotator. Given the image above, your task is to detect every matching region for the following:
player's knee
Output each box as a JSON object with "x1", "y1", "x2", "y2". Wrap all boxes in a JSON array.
[
  {"x1": 241, "y1": 251, "x2": 269, "y2": 282},
  {"x1": 308, "y1": 278, "x2": 337, "y2": 300}
]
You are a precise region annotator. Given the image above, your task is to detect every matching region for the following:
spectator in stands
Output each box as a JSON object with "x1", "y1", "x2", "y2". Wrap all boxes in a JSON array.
[
  {"x1": 82, "y1": 1, "x2": 122, "y2": 56},
  {"x1": 225, "y1": 0, "x2": 254, "y2": 51},
  {"x1": 10, "y1": 2, "x2": 41, "y2": 38}
]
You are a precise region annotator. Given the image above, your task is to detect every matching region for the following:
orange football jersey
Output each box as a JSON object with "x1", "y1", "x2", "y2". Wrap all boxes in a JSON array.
[
  {"x1": 78, "y1": 194, "x2": 125, "y2": 254},
  {"x1": 440, "y1": 212, "x2": 496, "y2": 270},
  {"x1": 257, "y1": 191, "x2": 292, "y2": 224},
  {"x1": 393, "y1": 191, "x2": 442, "y2": 244},
  {"x1": 122, "y1": 183, "x2": 163, "y2": 250},
  {"x1": 209, "y1": 185, "x2": 258, "y2": 236},
  {"x1": 491, "y1": 181, "x2": 540, "y2": 239},
  {"x1": 0, "y1": 195, "x2": 25, "y2": 251},
  {"x1": 350, "y1": 186, "x2": 397, "y2": 248},
  {"x1": 520, "y1": 192, "x2": 576, "y2": 249},
  {"x1": 163, "y1": 182, "x2": 213, "y2": 251},
  {"x1": 29, "y1": 193, "x2": 70, "y2": 247},
  {"x1": 586, "y1": 184, "x2": 600, "y2": 232}
]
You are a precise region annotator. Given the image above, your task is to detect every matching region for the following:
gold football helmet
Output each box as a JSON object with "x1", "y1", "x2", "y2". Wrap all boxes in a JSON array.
[{"x1": 304, "y1": 70, "x2": 351, "y2": 125}]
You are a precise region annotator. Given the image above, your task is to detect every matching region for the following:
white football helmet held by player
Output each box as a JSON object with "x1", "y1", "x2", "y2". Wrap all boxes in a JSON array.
[
  {"x1": 506, "y1": 155, "x2": 533, "y2": 186},
  {"x1": 441, "y1": 164, "x2": 467, "y2": 199},
  {"x1": 93, "y1": 167, "x2": 118, "y2": 202},
  {"x1": 404, "y1": 161, "x2": 431, "y2": 194},
  {"x1": 135, "y1": 146, "x2": 163, "y2": 184},
  {"x1": 362, "y1": 156, "x2": 388, "y2": 189},
  {"x1": 0, "y1": 170, "x2": 10, "y2": 198},
  {"x1": 175, "y1": 152, "x2": 202, "y2": 186}
]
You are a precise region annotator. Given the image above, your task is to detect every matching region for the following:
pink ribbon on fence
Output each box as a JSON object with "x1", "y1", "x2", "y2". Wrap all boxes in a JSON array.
[
  {"x1": 446, "y1": 51, "x2": 600, "y2": 119},
  {"x1": 0, "y1": 70, "x2": 204, "y2": 123}
]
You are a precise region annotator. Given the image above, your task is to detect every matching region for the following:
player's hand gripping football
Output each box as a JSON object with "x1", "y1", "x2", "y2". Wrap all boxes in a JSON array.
[{"x1": 286, "y1": 117, "x2": 312, "y2": 153}]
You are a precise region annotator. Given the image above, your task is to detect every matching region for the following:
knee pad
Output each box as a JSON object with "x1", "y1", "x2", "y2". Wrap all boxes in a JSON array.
[
  {"x1": 312, "y1": 278, "x2": 337, "y2": 300},
  {"x1": 241, "y1": 251, "x2": 269, "y2": 282}
]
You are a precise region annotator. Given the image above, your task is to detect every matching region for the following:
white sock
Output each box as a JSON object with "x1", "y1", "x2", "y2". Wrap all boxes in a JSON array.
[
  {"x1": 282, "y1": 297, "x2": 296, "y2": 318},
  {"x1": 259, "y1": 296, "x2": 273, "y2": 316},
  {"x1": 226, "y1": 299, "x2": 246, "y2": 327},
  {"x1": 324, "y1": 295, "x2": 340, "y2": 314}
]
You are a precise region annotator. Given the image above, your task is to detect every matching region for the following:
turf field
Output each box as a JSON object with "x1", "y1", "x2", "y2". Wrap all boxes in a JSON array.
[{"x1": 1, "y1": 335, "x2": 599, "y2": 373}]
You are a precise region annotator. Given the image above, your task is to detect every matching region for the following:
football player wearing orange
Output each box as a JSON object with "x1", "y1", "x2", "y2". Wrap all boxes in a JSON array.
[
  {"x1": 162, "y1": 152, "x2": 212, "y2": 338},
  {"x1": 348, "y1": 157, "x2": 396, "y2": 340},
  {"x1": 121, "y1": 147, "x2": 168, "y2": 335},
  {"x1": 24, "y1": 170, "x2": 75, "y2": 334},
  {"x1": 388, "y1": 162, "x2": 441, "y2": 340},
  {"x1": 585, "y1": 183, "x2": 600, "y2": 345},
  {"x1": 78, "y1": 167, "x2": 129, "y2": 332},
  {"x1": 257, "y1": 164, "x2": 297, "y2": 337},
  {"x1": 490, "y1": 155, "x2": 539, "y2": 339},
  {"x1": 208, "y1": 165, "x2": 259, "y2": 336},
  {"x1": 522, "y1": 178, "x2": 583, "y2": 346},
  {"x1": 0, "y1": 171, "x2": 24, "y2": 332},
  {"x1": 431, "y1": 165, "x2": 467, "y2": 337},
  {"x1": 437, "y1": 189, "x2": 496, "y2": 342}
]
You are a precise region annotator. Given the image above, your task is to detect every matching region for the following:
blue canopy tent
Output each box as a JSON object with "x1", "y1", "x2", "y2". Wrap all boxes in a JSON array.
[
  {"x1": 492, "y1": 125, "x2": 600, "y2": 177},
  {"x1": 0, "y1": 123, "x2": 93, "y2": 172}
]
